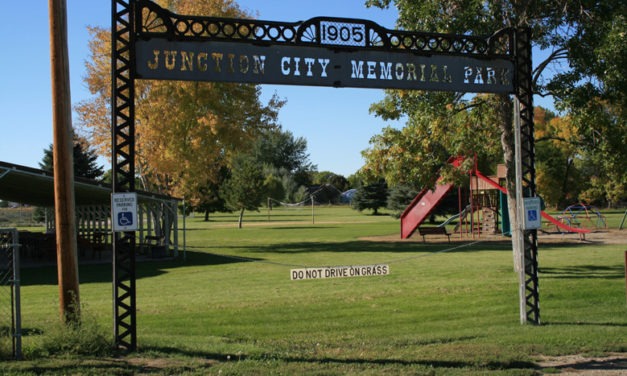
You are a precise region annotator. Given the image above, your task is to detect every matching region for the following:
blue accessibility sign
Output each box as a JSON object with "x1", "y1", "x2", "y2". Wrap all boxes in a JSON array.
[{"x1": 118, "y1": 212, "x2": 134, "y2": 227}]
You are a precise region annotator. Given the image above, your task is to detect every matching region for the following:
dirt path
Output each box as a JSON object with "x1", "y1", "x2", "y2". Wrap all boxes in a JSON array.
[
  {"x1": 536, "y1": 353, "x2": 627, "y2": 375},
  {"x1": 360, "y1": 228, "x2": 627, "y2": 246}
]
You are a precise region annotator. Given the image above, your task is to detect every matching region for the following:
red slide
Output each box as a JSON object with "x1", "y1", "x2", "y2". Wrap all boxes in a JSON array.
[
  {"x1": 473, "y1": 170, "x2": 590, "y2": 234},
  {"x1": 400, "y1": 183, "x2": 454, "y2": 239},
  {"x1": 400, "y1": 157, "x2": 463, "y2": 239}
]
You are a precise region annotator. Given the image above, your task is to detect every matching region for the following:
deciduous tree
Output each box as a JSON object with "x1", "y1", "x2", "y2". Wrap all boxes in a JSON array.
[
  {"x1": 221, "y1": 153, "x2": 266, "y2": 228},
  {"x1": 75, "y1": 0, "x2": 282, "y2": 208}
]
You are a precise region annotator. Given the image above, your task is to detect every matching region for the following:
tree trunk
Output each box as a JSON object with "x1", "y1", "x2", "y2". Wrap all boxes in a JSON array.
[
  {"x1": 204, "y1": 210, "x2": 209, "y2": 222},
  {"x1": 559, "y1": 158, "x2": 573, "y2": 207},
  {"x1": 497, "y1": 94, "x2": 523, "y2": 273},
  {"x1": 238, "y1": 208, "x2": 244, "y2": 228}
]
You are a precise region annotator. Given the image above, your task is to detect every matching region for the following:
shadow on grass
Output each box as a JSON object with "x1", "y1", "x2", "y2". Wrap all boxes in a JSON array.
[
  {"x1": 135, "y1": 345, "x2": 537, "y2": 372},
  {"x1": 543, "y1": 321, "x2": 627, "y2": 327},
  {"x1": 540, "y1": 264, "x2": 624, "y2": 279},
  {"x1": 20, "y1": 250, "x2": 260, "y2": 286},
  {"x1": 264, "y1": 226, "x2": 340, "y2": 230},
  {"x1": 281, "y1": 356, "x2": 537, "y2": 372},
  {"x1": 196, "y1": 239, "x2": 511, "y2": 255}
]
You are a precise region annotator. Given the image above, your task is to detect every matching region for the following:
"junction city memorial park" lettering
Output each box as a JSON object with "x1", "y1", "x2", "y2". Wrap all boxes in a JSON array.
[{"x1": 136, "y1": 40, "x2": 514, "y2": 93}]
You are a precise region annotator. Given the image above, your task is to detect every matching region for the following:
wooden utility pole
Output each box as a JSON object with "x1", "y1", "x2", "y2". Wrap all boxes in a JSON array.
[{"x1": 49, "y1": 0, "x2": 80, "y2": 321}]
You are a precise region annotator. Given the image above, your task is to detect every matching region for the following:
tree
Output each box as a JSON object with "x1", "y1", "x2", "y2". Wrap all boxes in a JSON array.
[
  {"x1": 347, "y1": 172, "x2": 365, "y2": 190},
  {"x1": 252, "y1": 127, "x2": 316, "y2": 188},
  {"x1": 534, "y1": 107, "x2": 583, "y2": 208},
  {"x1": 312, "y1": 171, "x2": 349, "y2": 192},
  {"x1": 40, "y1": 132, "x2": 104, "y2": 180},
  {"x1": 75, "y1": 0, "x2": 283, "y2": 208},
  {"x1": 221, "y1": 153, "x2": 266, "y2": 228},
  {"x1": 570, "y1": 99, "x2": 626, "y2": 208},
  {"x1": 196, "y1": 166, "x2": 230, "y2": 221},
  {"x1": 386, "y1": 184, "x2": 418, "y2": 218},
  {"x1": 251, "y1": 127, "x2": 318, "y2": 204},
  {"x1": 363, "y1": 93, "x2": 501, "y2": 189},
  {"x1": 352, "y1": 181, "x2": 388, "y2": 215}
]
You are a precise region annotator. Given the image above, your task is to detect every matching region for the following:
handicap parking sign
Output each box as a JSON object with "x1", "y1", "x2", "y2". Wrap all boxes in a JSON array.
[
  {"x1": 112, "y1": 193, "x2": 138, "y2": 231},
  {"x1": 523, "y1": 197, "x2": 542, "y2": 230}
]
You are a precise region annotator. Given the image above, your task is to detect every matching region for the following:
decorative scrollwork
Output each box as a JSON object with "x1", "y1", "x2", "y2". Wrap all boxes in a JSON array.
[
  {"x1": 138, "y1": 0, "x2": 171, "y2": 36},
  {"x1": 135, "y1": 0, "x2": 513, "y2": 57}
]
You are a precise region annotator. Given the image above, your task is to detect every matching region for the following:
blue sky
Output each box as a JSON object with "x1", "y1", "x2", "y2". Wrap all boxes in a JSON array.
[{"x1": 0, "y1": 1, "x2": 554, "y2": 177}]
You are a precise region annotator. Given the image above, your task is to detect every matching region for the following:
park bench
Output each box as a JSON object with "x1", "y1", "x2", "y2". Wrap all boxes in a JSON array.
[{"x1": 417, "y1": 226, "x2": 451, "y2": 243}]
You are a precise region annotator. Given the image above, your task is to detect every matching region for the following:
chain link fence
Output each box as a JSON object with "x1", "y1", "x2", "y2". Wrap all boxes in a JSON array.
[{"x1": 0, "y1": 228, "x2": 21, "y2": 360}]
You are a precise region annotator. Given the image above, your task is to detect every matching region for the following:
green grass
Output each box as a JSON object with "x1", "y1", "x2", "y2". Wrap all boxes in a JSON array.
[{"x1": 2, "y1": 206, "x2": 626, "y2": 375}]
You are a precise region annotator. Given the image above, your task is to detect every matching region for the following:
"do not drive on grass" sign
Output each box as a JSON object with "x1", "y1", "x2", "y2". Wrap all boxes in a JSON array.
[{"x1": 291, "y1": 264, "x2": 389, "y2": 281}]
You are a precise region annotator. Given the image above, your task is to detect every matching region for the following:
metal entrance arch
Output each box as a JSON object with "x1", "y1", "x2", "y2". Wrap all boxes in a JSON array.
[{"x1": 112, "y1": 0, "x2": 538, "y2": 350}]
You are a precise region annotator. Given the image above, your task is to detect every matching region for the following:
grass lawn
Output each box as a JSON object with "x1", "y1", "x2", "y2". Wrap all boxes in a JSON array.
[{"x1": 2, "y1": 206, "x2": 626, "y2": 375}]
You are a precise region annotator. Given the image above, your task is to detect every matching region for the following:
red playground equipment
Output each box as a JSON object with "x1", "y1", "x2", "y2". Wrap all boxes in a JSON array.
[{"x1": 400, "y1": 159, "x2": 591, "y2": 239}]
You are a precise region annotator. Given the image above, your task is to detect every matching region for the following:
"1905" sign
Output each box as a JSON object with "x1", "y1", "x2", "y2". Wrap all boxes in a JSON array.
[{"x1": 320, "y1": 21, "x2": 366, "y2": 47}]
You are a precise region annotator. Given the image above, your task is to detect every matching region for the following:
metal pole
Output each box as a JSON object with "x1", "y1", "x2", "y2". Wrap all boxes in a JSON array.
[
  {"x1": 183, "y1": 199, "x2": 187, "y2": 262},
  {"x1": 513, "y1": 97, "x2": 528, "y2": 324},
  {"x1": 311, "y1": 195, "x2": 315, "y2": 224},
  {"x1": 12, "y1": 231, "x2": 22, "y2": 360}
]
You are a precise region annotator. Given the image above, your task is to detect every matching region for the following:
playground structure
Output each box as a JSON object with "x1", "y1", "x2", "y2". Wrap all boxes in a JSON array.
[{"x1": 400, "y1": 158, "x2": 593, "y2": 239}]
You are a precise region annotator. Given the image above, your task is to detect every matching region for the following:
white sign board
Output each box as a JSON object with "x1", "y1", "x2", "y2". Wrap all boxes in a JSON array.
[
  {"x1": 111, "y1": 193, "x2": 138, "y2": 232},
  {"x1": 291, "y1": 264, "x2": 389, "y2": 281},
  {"x1": 523, "y1": 197, "x2": 542, "y2": 230}
]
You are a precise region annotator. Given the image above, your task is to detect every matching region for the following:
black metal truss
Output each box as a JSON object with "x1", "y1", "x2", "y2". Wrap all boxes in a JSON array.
[
  {"x1": 112, "y1": 0, "x2": 137, "y2": 351},
  {"x1": 514, "y1": 28, "x2": 540, "y2": 324}
]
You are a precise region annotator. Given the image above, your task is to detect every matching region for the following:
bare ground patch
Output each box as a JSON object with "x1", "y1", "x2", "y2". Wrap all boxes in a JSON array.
[
  {"x1": 536, "y1": 353, "x2": 627, "y2": 375},
  {"x1": 360, "y1": 228, "x2": 627, "y2": 246}
]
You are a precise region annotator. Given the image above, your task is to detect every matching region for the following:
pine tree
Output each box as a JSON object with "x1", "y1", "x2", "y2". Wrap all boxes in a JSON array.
[
  {"x1": 40, "y1": 133, "x2": 104, "y2": 180},
  {"x1": 352, "y1": 181, "x2": 388, "y2": 215}
]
